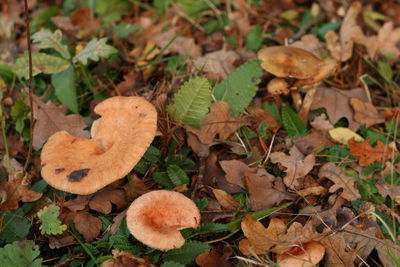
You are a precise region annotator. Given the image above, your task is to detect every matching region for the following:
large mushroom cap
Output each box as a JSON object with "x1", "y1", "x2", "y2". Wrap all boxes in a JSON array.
[
  {"x1": 41, "y1": 96, "x2": 157, "y2": 195},
  {"x1": 258, "y1": 46, "x2": 322, "y2": 79},
  {"x1": 126, "y1": 190, "x2": 200, "y2": 251}
]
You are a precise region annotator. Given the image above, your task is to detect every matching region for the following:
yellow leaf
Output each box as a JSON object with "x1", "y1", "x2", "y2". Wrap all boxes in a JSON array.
[{"x1": 329, "y1": 127, "x2": 364, "y2": 145}]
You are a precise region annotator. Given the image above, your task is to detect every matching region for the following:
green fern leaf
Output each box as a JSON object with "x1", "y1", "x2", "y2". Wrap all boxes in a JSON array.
[
  {"x1": 163, "y1": 240, "x2": 210, "y2": 264},
  {"x1": 281, "y1": 106, "x2": 308, "y2": 138},
  {"x1": 0, "y1": 241, "x2": 43, "y2": 267},
  {"x1": 37, "y1": 204, "x2": 67, "y2": 235},
  {"x1": 213, "y1": 59, "x2": 262, "y2": 115},
  {"x1": 167, "y1": 77, "x2": 212, "y2": 128},
  {"x1": 167, "y1": 165, "x2": 190, "y2": 187}
]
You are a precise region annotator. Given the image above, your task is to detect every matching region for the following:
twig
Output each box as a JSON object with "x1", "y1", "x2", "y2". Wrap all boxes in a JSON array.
[{"x1": 23, "y1": 0, "x2": 34, "y2": 173}]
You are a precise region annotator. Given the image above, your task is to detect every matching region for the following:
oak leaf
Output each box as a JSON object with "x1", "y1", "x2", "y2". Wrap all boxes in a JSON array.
[
  {"x1": 89, "y1": 187, "x2": 128, "y2": 214},
  {"x1": 270, "y1": 146, "x2": 315, "y2": 189},
  {"x1": 219, "y1": 159, "x2": 251, "y2": 188},
  {"x1": 348, "y1": 138, "x2": 396, "y2": 167},
  {"x1": 193, "y1": 49, "x2": 240, "y2": 79},
  {"x1": 319, "y1": 231, "x2": 357, "y2": 267},
  {"x1": 350, "y1": 98, "x2": 385, "y2": 127},
  {"x1": 319, "y1": 163, "x2": 361, "y2": 201},
  {"x1": 0, "y1": 178, "x2": 42, "y2": 212},
  {"x1": 32, "y1": 95, "x2": 90, "y2": 150},
  {"x1": 186, "y1": 101, "x2": 243, "y2": 145},
  {"x1": 73, "y1": 211, "x2": 102, "y2": 242}
]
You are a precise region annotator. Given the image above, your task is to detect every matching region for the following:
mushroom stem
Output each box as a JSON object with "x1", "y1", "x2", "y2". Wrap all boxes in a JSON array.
[
  {"x1": 299, "y1": 86, "x2": 317, "y2": 123},
  {"x1": 291, "y1": 91, "x2": 302, "y2": 111}
]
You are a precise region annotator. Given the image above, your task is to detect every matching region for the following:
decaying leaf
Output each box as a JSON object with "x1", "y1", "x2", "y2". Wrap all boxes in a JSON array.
[
  {"x1": 325, "y1": 2, "x2": 367, "y2": 61},
  {"x1": 367, "y1": 22, "x2": 400, "y2": 58},
  {"x1": 348, "y1": 138, "x2": 397, "y2": 166},
  {"x1": 89, "y1": 187, "x2": 128, "y2": 214},
  {"x1": 73, "y1": 211, "x2": 102, "y2": 242},
  {"x1": 152, "y1": 29, "x2": 201, "y2": 58},
  {"x1": 319, "y1": 231, "x2": 357, "y2": 267},
  {"x1": 270, "y1": 146, "x2": 315, "y2": 189},
  {"x1": 319, "y1": 163, "x2": 361, "y2": 201},
  {"x1": 295, "y1": 129, "x2": 335, "y2": 154},
  {"x1": 32, "y1": 95, "x2": 90, "y2": 150},
  {"x1": 195, "y1": 246, "x2": 233, "y2": 267},
  {"x1": 310, "y1": 87, "x2": 369, "y2": 131},
  {"x1": 186, "y1": 101, "x2": 243, "y2": 144},
  {"x1": 212, "y1": 188, "x2": 240, "y2": 210},
  {"x1": 350, "y1": 98, "x2": 385, "y2": 127},
  {"x1": 193, "y1": 49, "x2": 240, "y2": 79},
  {"x1": 0, "y1": 178, "x2": 42, "y2": 212},
  {"x1": 329, "y1": 127, "x2": 364, "y2": 145},
  {"x1": 219, "y1": 160, "x2": 251, "y2": 188}
]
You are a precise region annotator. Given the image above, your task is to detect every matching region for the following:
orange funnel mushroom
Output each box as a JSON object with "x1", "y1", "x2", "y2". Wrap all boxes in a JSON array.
[
  {"x1": 126, "y1": 190, "x2": 200, "y2": 251},
  {"x1": 40, "y1": 96, "x2": 157, "y2": 195}
]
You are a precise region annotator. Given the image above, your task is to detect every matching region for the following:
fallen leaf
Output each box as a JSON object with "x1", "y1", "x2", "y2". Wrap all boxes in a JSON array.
[
  {"x1": 89, "y1": 187, "x2": 128, "y2": 214},
  {"x1": 343, "y1": 226, "x2": 379, "y2": 265},
  {"x1": 32, "y1": 95, "x2": 90, "y2": 150},
  {"x1": 195, "y1": 246, "x2": 233, "y2": 267},
  {"x1": 73, "y1": 211, "x2": 102, "y2": 242},
  {"x1": 350, "y1": 98, "x2": 385, "y2": 127},
  {"x1": 295, "y1": 129, "x2": 335, "y2": 154},
  {"x1": 219, "y1": 160, "x2": 251, "y2": 188},
  {"x1": 310, "y1": 114, "x2": 334, "y2": 132},
  {"x1": 0, "y1": 178, "x2": 42, "y2": 212},
  {"x1": 270, "y1": 146, "x2": 315, "y2": 189},
  {"x1": 107, "y1": 210, "x2": 127, "y2": 235},
  {"x1": 296, "y1": 186, "x2": 327, "y2": 197},
  {"x1": 276, "y1": 241, "x2": 325, "y2": 267},
  {"x1": 319, "y1": 231, "x2": 357, "y2": 267},
  {"x1": 212, "y1": 188, "x2": 240, "y2": 210},
  {"x1": 103, "y1": 249, "x2": 156, "y2": 267},
  {"x1": 49, "y1": 235, "x2": 76, "y2": 249},
  {"x1": 290, "y1": 34, "x2": 324, "y2": 57},
  {"x1": 310, "y1": 87, "x2": 369, "y2": 131},
  {"x1": 115, "y1": 71, "x2": 137, "y2": 95},
  {"x1": 186, "y1": 101, "x2": 243, "y2": 145},
  {"x1": 348, "y1": 138, "x2": 397, "y2": 166},
  {"x1": 319, "y1": 162, "x2": 361, "y2": 201},
  {"x1": 367, "y1": 22, "x2": 400, "y2": 58},
  {"x1": 329, "y1": 127, "x2": 364, "y2": 145},
  {"x1": 0, "y1": 0, "x2": 23, "y2": 38},
  {"x1": 193, "y1": 49, "x2": 240, "y2": 79},
  {"x1": 377, "y1": 239, "x2": 400, "y2": 267},
  {"x1": 325, "y1": 2, "x2": 367, "y2": 61},
  {"x1": 152, "y1": 29, "x2": 201, "y2": 58},
  {"x1": 61, "y1": 195, "x2": 90, "y2": 212},
  {"x1": 247, "y1": 107, "x2": 280, "y2": 130}
]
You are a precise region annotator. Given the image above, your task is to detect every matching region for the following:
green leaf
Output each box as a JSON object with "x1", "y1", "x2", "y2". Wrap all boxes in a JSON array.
[
  {"x1": 281, "y1": 106, "x2": 307, "y2": 138},
  {"x1": 0, "y1": 209, "x2": 31, "y2": 243},
  {"x1": 73, "y1": 38, "x2": 118, "y2": 65},
  {"x1": 192, "y1": 223, "x2": 228, "y2": 235},
  {"x1": 362, "y1": 162, "x2": 383, "y2": 176},
  {"x1": 112, "y1": 23, "x2": 141, "y2": 39},
  {"x1": 319, "y1": 145, "x2": 355, "y2": 167},
  {"x1": 51, "y1": 65, "x2": 78, "y2": 113},
  {"x1": 161, "y1": 262, "x2": 185, "y2": 267},
  {"x1": 0, "y1": 241, "x2": 42, "y2": 267},
  {"x1": 95, "y1": 0, "x2": 131, "y2": 24},
  {"x1": 31, "y1": 29, "x2": 70, "y2": 59},
  {"x1": 245, "y1": 25, "x2": 263, "y2": 51},
  {"x1": 213, "y1": 59, "x2": 262, "y2": 115},
  {"x1": 167, "y1": 77, "x2": 212, "y2": 128},
  {"x1": 12, "y1": 52, "x2": 70, "y2": 79},
  {"x1": 152, "y1": 172, "x2": 174, "y2": 189},
  {"x1": 37, "y1": 204, "x2": 67, "y2": 235},
  {"x1": 262, "y1": 101, "x2": 281, "y2": 123},
  {"x1": 377, "y1": 61, "x2": 393, "y2": 82},
  {"x1": 167, "y1": 164, "x2": 190, "y2": 187},
  {"x1": 163, "y1": 240, "x2": 210, "y2": 264}
]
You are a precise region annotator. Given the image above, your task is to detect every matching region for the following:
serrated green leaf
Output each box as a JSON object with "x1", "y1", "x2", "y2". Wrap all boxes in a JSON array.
[
  {"x1": 281, "y1": 106, "x2": 307, "y2": 138},
  {"x1": 152, "y1": 172, "x2": 174, "y2": 189},
  {"x1": 31, "y1": 29, "x2": 70, "y2": 59},
  {"x1": 167, "y1": 165, "x2": 190, "y2": 187},
  {"x1": 193, "y1": 223, "x2": 228, "y2": 235},
  {"x1": 362, "y1": 162, "x2": 383, "y2": 176},
  {"x1": 262, "y1": 101, "x2": 281, "y2": 123},
  {"x1": 167, "y1": 77, "x2": 212, "y2": 128},
  {"x1": 12, "y1": 52, "x2": 70, "y2": 79},
  {"x1": 95, "y1": 0, "x2": 131, "y2": 24},
  {"x1": 213, "y1": 59, "x2": 262, "y2": 115},
  {"x1": 245, "y1": 25, "x2": 263, "y2": 51},
  {"x1": 51, "y1": 65, "x2": 78, "y2": 113},
  {"x1": 163, "y1": 240, "x2": 210, "y2": 264},
  {"x1": 37, "y1": 204, "x2": 67, "y2": 235},
  {"x1": 0, "y1": 209, "x2": 30, "y2": 243},
  {"x1": 73, "y1": 38, "x2": 117, "y2": 65},
  {"x1": 0, "y1": 241, "x2": 42, "y2": 267},
  {"x1": 161, "y1": 261, "x2": 185, "y2": 267}
]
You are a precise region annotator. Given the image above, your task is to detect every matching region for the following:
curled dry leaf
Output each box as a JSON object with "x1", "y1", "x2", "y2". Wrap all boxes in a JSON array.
[
  {"x1": 212, "y1": 188, "x2": 240, "y2": 210},
  {"x1": 319, "y1": 162, "x2": 361, "y2": 201},
  {"x1": 310, "y1": 87, "x2": 369, "y2": 131},
  {"x1": 73, "y1": 211, "x2": 102, "y2": 242},
  {"x1": 195, "y1": 246, "x2": 233, "y2": 267},
  {"x1": 348, "y1": 138, "x2": 397, "y2": 167},
  {"x1": 186, "y1": 101, "x2": 243, "y2": 145},
  {"x1": 270, "y1": 146, "x2": 315, "y2": 190},
  {"x1": 0, "y1": 178, "x2": 42, "y2": 212},
  {"x1": 193, "y1": 49, "x2": 240, "y2": 79},
  {"x1": 367, "y1": 22, "x2": 400, "y2": 59},
  {"x1": 88, "y1": 187, "x2": 128, "y2": 214},
  {"x1": 61, "y1": 195, "x2": 90, "y2": 212},
  {"x1": 32, "y1": 95, "x2": 90, "y2": 150},
  {"x1": 325, "y1": 2, "x2": 367, "y2": 62},
  {"x1": 350, "y1": 98, "x2": 385, "y2": 127}
]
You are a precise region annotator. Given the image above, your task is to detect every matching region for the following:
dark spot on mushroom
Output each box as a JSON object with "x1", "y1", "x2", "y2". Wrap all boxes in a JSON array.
[
  {"x1": 70, "y1": 138, "x2": 77, "y2": 144},
  {"x1": 55, "y1": 168, "x2": 65, "y2": 174},
  {"x1": 67, "y1": 168, "x2": 90, "y2": 182},
  {"x1": 139, "y1": 113, "x2": 146, "y2": 117}
]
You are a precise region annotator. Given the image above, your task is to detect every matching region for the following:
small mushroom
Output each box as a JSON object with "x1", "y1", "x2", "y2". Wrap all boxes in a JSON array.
[
  {"x1": 40, "y1": 96, "x2": 157, "y2": 195},
  {"x1": 267, "y1": 78, "x2": 289, "y2": 109},
  {"x1": 126, "y1": 190, "x2": 200, "y2": 250},
  {"x1": 258, "y1": 46, "x2": 336, "y2": 121},
  {"x1": 276, "y1": 241, "x2": 325, "y2": 267}
]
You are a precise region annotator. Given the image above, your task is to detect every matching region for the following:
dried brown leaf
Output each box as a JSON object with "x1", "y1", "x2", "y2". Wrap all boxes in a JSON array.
[
  {"x1": 212, "y1": 188, "x2": 240, "y2": 210},
  {"x1": 367, "y1": 22, "x2": 400, "y2": 59},
  {"x1": 74, "y1": 211, "x2": 102, "y2": 242},
  {"x1": 196, "y1": 246, "x2": 233, "y2": 267},
  {"x1": 89, "y1": 187, "x2": 128, "y2": 214},
  {"x1": 348, "y1": 138, "x2": 397, "y2": 167},
  {"x1": 320, "y1": 231, "x2": 357, "y2": 267},
  {"x1": 219, "y1": 160, "x2": 251, "y2": 188},
  {"x1": 152, "y1": 29, "x2": 201, "y2": 58},
  {"x1": 350, "y1": 98, "x2": 385, "y2": 127},
  {"x1": 0, "y1": 178, "x2": 42, "y2": 212},
  {"x1": 193, "y1": 49, "x2": 240, "y2": 79}
]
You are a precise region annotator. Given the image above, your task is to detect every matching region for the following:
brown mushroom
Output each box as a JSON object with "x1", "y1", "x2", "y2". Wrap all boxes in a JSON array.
[
  {"x1": 258, "y1": 46, "x2": 336, "y2": 122},
  {"x1": 126, "y1": 190, "x2": 200, "y2": 250},
  {"x1": 276, "y1": 241, "x2": 325, "y2": 267},
  {"x1": 267, "y1": 78, "x2": 289, "y2": 109},
  {"x1": 40, "y1": 96, "x2": 157, "y2": 195}
]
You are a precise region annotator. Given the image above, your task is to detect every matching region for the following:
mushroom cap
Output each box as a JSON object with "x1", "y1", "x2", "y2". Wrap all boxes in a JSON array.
[
  {"x1": 267, "y1": 78, "x2": 290, "y2": 95},
  {"x1": 276, "y1": 241, "x2": 325, "y2": 267},
  {"x1": 258, "y1": 46, "x2": 322, "y2": 79},
  {"x1": 126, "y1": 190, "x2": 200, "y2": 251},
  {"x1": 40, "y1": 96, "x2": 157, "y2": 195}
]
